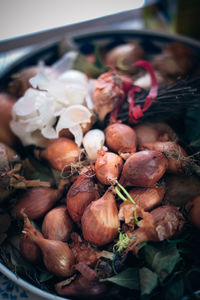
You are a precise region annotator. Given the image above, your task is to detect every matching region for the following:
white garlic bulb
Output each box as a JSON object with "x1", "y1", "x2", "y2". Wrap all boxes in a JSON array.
[{"x1": 83, "y1": 129, "x2": 105, "y2": 161}]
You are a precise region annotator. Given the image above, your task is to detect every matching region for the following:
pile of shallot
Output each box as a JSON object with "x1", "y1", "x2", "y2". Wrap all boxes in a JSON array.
[{"x1": 0, "y1": 39, "x2": 200, "y2": 300}]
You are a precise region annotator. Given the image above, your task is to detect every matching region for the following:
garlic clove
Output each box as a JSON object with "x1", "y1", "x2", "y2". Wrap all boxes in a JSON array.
[{"x1": 83, "y1": 129, "x2": 105, "y2": 161}]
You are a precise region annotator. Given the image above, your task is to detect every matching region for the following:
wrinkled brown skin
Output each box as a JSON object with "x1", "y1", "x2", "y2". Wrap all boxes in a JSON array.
[
  {"x1": 20, "y1": 218, "x2": 42, "y2": 264},
  {"x1": 119, "y1": 185, "x2": 165, "y2": 225},
  {"x1": 127, "y1": 205, "x2": 184, "y2": 253},
  {"x1": 140, "y1": 141, "x2": 188, "y2": 174},
  {"x1": 151, "y1": 42, "x2": 197, "y2": 78},
  {"x1": 55, "y1": 275, "x2": 107, "y2": 298},
  {"x1": 186, "y1": 195, "x2": 200, "y2": 229},
  {"x1": 70, "y1": 232, "x2": 99, "y2": 266},
  {"x1": 104, "y1": 43, "x2": 145, "y2": 73},
  {"x1": 133, "y1": 122, "x2": 177, "y2": 146},
  {"x1": 40, "y1": 137, "x2": 81, "y2": 171},
  {"x1": 12, "y1": 187, "x2": 62, "y2": 220},
  {"x1": 164, "y1": 174, "x2": 200, "y2": 207},
  {"x1": 42, "y1": 206, "x2": 73, "y2": 241},
  {"x1": 119, "y1": 150, "x2": 168, "y2": 187},
  {"x1": 81, "y1": 189, "x2": 120, "y2": 246},
  {"x1": 95, "y1": 151, "x2": 123, "y2": 185},
  {"x1": 0, "y1": 93, "x2": 17, "y2": 146},
  {"x1": 66, "y1": 172, "x2": 98, "y2": 224},
  {"x1": 105, "y1": 123, "x2": 137, "y2": 158},
  {"x1": 93, "y1": 71, "x2": 125, "y2": 122}
]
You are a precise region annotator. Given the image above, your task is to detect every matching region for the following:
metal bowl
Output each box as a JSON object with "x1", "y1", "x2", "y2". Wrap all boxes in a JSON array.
[{"x1": 0, "y1": 29, "x2": 200, "y2": 300}]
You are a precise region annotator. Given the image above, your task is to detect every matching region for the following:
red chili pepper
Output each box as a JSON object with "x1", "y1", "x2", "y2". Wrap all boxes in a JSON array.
[{"x1": 128, "y1": 60, "x2": 158, "y2": 124}]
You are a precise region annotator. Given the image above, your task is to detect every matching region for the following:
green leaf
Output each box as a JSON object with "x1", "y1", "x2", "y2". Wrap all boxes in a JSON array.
[
  {"x1": 104, "y1": 268, "x2": 140, "y2": 290},
  {"x1": 23, "y1": 156, "x2": 54, "y2": 182},
  {"x1": 163, "y1": 274, "x2": 184, "y2": 300},
  {"x1": 74, "y1": 53, "x2": 103, "y2": 78},
  {"x1": 142, "y1": 242, "x2": 181, "y2": 280},
  {"x1": 139, "y1": 267, "x2": 158, "y2": 296}
]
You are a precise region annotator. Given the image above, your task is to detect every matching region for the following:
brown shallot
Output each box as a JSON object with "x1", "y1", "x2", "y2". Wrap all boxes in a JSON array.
[
  {"x1": 95, "y1": 150, "x2": 123, "y2": 185},
  {"x1": 23, "y1": 225, "x2": 75, "y2": 277},
  {"x1": 140, "y1": 141, "x2": 188, "y2": 174},
  {"x1": 81, "y1": 188, "x2": 120, "y2": 246},
  {"x1": 38, "y1": 137, "x2": 81, "y2": 171},
  {"x1": 42, "y1": 206, "x2": 73, "y2": 241},
  {"x1": 66, "y1": 169, "x2": 98, "y2": 224},
  {"x1": 186, "y1": 195, "x2": 200, "y2": 229},
  {"x1": 105, "y1": 123, "x2": 137, "y2": 159},
  {"x1": 119, "y1": 150, "x2": 168, "y2": 187}
]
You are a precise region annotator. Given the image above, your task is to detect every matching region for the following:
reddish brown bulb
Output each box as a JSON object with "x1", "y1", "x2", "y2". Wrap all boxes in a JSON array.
[
  {"x1": 42, "y1": 206, "x2": 73, "y2": 241},
  {"x1": 119, "y1": 150, "x2": 168, "y2": 187},
  {"x1": 66, "y1": 170, "x2": 98, "y2": 224},
  {"x1": 81, "y1": 189, "x2": 120, "y2": 246}
]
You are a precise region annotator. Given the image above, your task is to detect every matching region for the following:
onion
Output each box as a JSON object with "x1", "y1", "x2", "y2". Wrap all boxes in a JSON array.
[
  {"x1": 104, "y1": 43, "x2": 145, "y2": 73},
  {"x1": 140, "y1": 141, "x2": 187, "y2": 174},
  {"x1": 105, "y1": 123, "x2": 137, "y2": 159},
  {"x1": 95, "y1": 150, "x2": 123, "y2": 185},
  {"x1": 119, "y1": 150, "x2": 168, "y2": 187},
  {"x1": 23, "y1": 227, "x2": 75, "y2": 277},
  {"x1": 66, "y1": 171, "x2": 98, "y2": 224},
  {"x1": 134, "y1": 122, "x2": 177, "y2": 146},
  {"x1": 81, "y1": 188, "x2": 120, "y2": 246},
  {"x1": 39, "y1": 137, "x2": 81, "y2": 171},
  {"x1": 42, "y1": 206, "x2": 73, "y2": 241}
]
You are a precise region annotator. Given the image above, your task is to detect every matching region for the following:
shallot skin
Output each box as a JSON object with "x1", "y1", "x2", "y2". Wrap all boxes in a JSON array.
[
  {"x1": 81, "y1": 189, "x2": 120, "y2": 246},
  {"x1": 42, "y1": 206, "x2": 73, "y2": 241},
  {"x1": 119, "y1": 150, "x2": 168, "y2": 187},
  {"x1": 40, "y1": 137, "x2": 81, "y2": 171},
  {"x1": 140, "y1": 141, "x2": 187, "y2": 174},
  {"x1": 95, "y1": 151, "x2": 123, "y2": 185},
  {"x1": 127, "y1": 205, "x2": 184, "y2": 253},
  {"x1": 105, "y1": 123, "x2": 137, "y2": 157},
  {"x1": 186, "y1": 195, "x2": 200, "y2": 229},
  {"x1": 66, "y1": 172, "x2": 98, "y2": 223},
  {"x1": 12, "y1": 187, "x2": 62, "y2": 220}
]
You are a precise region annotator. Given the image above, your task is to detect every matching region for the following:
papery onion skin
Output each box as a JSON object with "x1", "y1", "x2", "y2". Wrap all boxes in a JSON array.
[
  {"x1": 95, "y1": 151, "x2": 123, "y2": 185},
  {"x1": 133, "y1": 122, "x2": 177, "y2": 146},
  {"x1": 119, "y1": 150, "x2": 168, "y2": 187},
  {"x1": 66, "y1": 171, "x2": 97, "y2": 224},
  {"x1": 93, "y1": 71, "x2": 125, "y2": 122},
  {"x1": 24, "y1": 228, "x2": 75, "y2": 277},
  {"x1": 55, "y1": 275, "x2": 107, "y2": 297},
  {"x1": 0, "y1": 93, "x2": 17, "y2": 146},
  {"x1": 127, "y1": 205, "x2": 184, "y2": 253},
  {"x1": 105, "y1": 123, "x2": 137, "y2": 158},
  {"x1": 20, "y1": 217, "x2": 42, "y2": 264},
  {"x1": 140, "y1": 141, "x2": 187, "y2": 174},
  {"x1": 40, "y1": 137, "x2": 81, "y2": 171},
  {"x1": 81, "y1": 189, "x2": 120, "y2": 246},
  {"x1": 12, "y1": 187, "x2": 62, "y2": 220},
  {"x1": 42, "y1": 206, "x2": 73, "y2": 241},
  {"x1": 119, "y1": 185, "x2": 165, "y2": 225}
]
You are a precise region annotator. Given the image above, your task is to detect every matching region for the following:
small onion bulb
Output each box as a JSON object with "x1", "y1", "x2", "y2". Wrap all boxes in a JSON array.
[{"x1": 83, "y1": 129, "x2": 105, "y2": 161}]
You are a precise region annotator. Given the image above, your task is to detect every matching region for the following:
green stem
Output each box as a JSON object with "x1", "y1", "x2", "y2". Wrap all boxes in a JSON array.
[
  {"x1": 115, "y1": 186, "x2": 127, "y2": 202},
  {"x1": 115, "y1": 180, "x2": 136, "y2": 204}
]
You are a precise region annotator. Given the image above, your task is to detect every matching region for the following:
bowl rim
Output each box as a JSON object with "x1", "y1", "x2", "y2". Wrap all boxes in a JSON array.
[{"x1": 0, "y1": 27, "x2": 200, "y2": 300}]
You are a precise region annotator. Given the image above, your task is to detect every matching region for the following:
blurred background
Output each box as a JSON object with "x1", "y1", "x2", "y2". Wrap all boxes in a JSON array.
[{"x1": 0, "y1": 0, "x2": 200, "y2": 72}]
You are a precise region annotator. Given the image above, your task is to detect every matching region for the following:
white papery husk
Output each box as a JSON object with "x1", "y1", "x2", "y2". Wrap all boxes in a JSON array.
[{"x1": 56, "y1": 105, "x2": 92, "y2": 146}]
